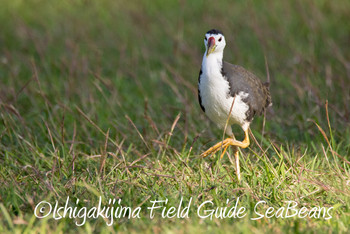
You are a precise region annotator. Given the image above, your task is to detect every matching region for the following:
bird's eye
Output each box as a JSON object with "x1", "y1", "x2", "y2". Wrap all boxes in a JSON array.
[
  {"x1": 204, "y1": 37, "x2": 207, "y2": 41},
  {"x1": 218, "y1": 37, "x2": 222, "y2": 42}
]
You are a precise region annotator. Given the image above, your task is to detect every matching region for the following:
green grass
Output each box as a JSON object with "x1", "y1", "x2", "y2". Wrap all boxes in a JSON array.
[{"x1": 1, "y1": 0, "x2": 350, "y2": 233}]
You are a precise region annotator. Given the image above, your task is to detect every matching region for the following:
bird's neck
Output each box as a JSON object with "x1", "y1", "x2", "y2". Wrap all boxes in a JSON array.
[{"x1": 202, "y1": 51, "x2": 224, "y2": 77}]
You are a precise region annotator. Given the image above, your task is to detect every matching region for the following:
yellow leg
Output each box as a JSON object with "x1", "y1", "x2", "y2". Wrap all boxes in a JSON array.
[
  {"x1": 234, "y1": 148, "x2": 241, "y2": 181},
  {"x1": 201, "y1": 129, "x2": 250, "y2": 158},
  {"x1": 200, "y1": 138, "x2": 231, "y2": 158},
  {"x1": 220, "y1": 145, "x2": 230, "y2": 159},
  {"x1": 227, "y1": 129, "x2": 249, "y2": 149}
]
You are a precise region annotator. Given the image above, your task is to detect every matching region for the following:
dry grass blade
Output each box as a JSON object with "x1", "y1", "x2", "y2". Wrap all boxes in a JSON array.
[
  {"x1": 221, "y1": 97, "x2": 236, "y2": 155},
  {"x1": 330, "y1": 149, "x2": 350, "y2": 166},
  {"x1": 76, "y1": 106, "x2": 105, "y2": 136},
  {"x1": 170, "y1": 113, "x2": 181, "y2": 135},
  {"x1": 144, "y1": 172, "x2": 176, "y2": 179},
  {"x1": 44, "y1": 120, "x2": 56, "y2": 152},
  {"x1": 129, "y1": 153, "x2": 151, "y2": 167},
  {"x1": 125, "y1": 114, "x2": 151, "y2": 151},
  {"x1": 261, "y1": 55, "x2": 270, "y2": 145},
  {"x1": 76, "y1": 106, "x2": 119, "y2": 148},
  {"x1": 308, "y1": 119, "x2": 334, "y2": 158},
  {"x1": 144, "y1": 99, "x2": 160, "y2": 135},
  {"x1": 99, "y1": 128, "x2": 109, "y2": 177}
]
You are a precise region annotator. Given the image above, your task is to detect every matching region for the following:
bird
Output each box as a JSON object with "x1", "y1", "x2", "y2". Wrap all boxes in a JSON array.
[{"x1": 198, "y1": 29, "x2": 271, "y2": 180}]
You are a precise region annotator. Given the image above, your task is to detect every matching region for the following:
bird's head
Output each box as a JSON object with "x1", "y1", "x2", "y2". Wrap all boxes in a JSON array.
[{"x1": 204, "y1": 29, "x2": 226, "y2": 57}]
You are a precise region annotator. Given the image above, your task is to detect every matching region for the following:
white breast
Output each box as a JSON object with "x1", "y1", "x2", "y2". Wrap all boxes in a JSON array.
[{"x1": 199, "y1": 55, "x2": 250, "y2": 131}]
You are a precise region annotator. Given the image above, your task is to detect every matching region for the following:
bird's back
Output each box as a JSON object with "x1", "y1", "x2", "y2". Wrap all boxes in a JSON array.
[{"x1": 222, "y1": 61, "x2": 271, "y2": 121}]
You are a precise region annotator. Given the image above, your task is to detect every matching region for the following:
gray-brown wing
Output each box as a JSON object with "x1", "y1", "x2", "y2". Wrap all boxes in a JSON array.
[{"x1": 222, "y1": 61, "x2": 271, "y2": 121}]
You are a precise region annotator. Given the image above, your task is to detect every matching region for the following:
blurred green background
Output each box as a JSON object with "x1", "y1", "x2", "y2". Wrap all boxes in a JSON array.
[
  {"x1": 1, "y1": 0, "x2": 349, "y2": 145},
  {"x1": 1, "y1": 0, "x2": 350, "y2": 232}
]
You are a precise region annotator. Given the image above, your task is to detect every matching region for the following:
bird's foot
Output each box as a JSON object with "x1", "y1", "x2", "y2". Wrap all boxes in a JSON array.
[
  {"x1": 201, "y1": 137, "x2": 249, "y2": 158},
  {"x1": 201, "y1": 129, "x2": 250, "y2": 182},
  {"x1": 201, "y1": 135, "x2": 250, "y2": 158},
  {"x1": 200, "y1": 138, "x2": 231, "y2": 158}
]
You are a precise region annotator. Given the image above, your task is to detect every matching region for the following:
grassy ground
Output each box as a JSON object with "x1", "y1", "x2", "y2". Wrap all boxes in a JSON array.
[{"x1": 1, "y1": 0, "x2": 350, "y2": 233}]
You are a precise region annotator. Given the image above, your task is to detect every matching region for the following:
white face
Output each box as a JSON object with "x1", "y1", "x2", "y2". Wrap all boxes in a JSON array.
[{"x1": 204, "y1": 33, "x2": 226, "y2": 56}]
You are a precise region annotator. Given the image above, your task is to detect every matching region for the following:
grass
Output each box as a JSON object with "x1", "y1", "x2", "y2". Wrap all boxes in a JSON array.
[{"x1": 1, "y1": 0, "x2": 350, "y2": 233}]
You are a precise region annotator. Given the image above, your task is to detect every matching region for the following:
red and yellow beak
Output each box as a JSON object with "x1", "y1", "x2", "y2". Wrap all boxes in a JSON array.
[{"x1": 206, "y1": 37, "x2": 216, "y2": 57}]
